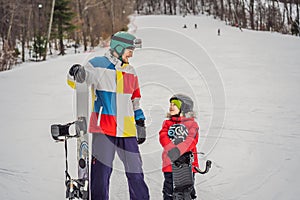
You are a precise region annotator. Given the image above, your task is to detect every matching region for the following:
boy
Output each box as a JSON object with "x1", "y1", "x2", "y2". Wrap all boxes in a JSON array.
[{"x1": 159, "y1": 94, "x2": 199, "y2": 200}]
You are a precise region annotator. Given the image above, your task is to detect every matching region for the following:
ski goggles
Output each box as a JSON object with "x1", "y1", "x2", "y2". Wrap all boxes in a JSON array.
[{"x1": 133, "y1": 38, "x2": 142, "y2": 48}]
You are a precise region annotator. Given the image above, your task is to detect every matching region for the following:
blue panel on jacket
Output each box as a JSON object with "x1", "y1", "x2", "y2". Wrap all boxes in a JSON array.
[
  {"x1": 89, "y1": 56, "x2": 115, "y2": 70},
  {"x1": 94, "y1": 90, "x2": 116, "y2": 115}
]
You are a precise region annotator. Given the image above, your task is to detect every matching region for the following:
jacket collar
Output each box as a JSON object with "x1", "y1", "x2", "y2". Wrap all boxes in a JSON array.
[
  {"x1": 104, "y1": 50, "x2": 122, "y2": 68},
  {"x1": 104, "y1": 50, "x2": 131, "y2": 70}
]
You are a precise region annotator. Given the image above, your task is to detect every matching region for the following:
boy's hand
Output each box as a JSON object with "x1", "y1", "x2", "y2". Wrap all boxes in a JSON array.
[{"x1": 167, "y1": 147, "x2": 180, "y2": 162}]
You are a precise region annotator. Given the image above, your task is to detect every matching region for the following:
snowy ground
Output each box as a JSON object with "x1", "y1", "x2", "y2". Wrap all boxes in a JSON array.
[{"x1": 1, "y1": 14, "x2": 300, "y2": 200}]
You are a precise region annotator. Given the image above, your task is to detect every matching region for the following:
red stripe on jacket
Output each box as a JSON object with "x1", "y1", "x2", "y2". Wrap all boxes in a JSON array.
[{"x1": 89, "y1": 112, "x2": 117, "y2": 136}]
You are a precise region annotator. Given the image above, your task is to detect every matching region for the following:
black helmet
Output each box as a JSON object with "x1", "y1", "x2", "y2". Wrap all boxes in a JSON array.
[{"x1": 170, "y1": 94, "x2": 194, "y2": 115}]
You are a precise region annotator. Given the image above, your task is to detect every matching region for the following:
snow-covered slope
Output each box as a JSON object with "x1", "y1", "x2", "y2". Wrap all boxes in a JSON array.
[{"x1": 0, "y1": 14, "x2": 300, "y2": 200}]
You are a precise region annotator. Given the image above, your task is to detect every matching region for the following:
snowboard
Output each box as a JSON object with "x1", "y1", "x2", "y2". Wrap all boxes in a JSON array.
[
  {"x1": 51, "y1": 67, "x2": 90, "y2": 199},
  {"x1": 168, "y1": 124, "x2": 194, "y2": 200},
  {"x1": 168, "y1": 123, "x2": 211, "y2": 200},
  {"x1": 71, "y1": 81, "x2": 90, "y2": 199}
]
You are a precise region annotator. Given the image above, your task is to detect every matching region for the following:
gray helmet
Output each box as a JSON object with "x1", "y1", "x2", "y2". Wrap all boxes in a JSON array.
[{"x1": 170, "y1": 94, "x2": 194, "y2": 115}]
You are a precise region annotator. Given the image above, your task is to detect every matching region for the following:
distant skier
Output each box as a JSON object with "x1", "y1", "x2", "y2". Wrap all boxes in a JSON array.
[
  {"x1": 183, "y1": 24, "x2": 187, "y2": 28},
  {"x1": 217, "y1": 28, "x2": 220, "y2": 36},
  {"x1": 194, "y1": 24, "x2": 197, "y2": 29},
  {"x1": 159, "y1": 94, "x2": 199, "y2": 200},
  {"x1": 69, "y1": 31, "x2": 149, "y2": 200}
]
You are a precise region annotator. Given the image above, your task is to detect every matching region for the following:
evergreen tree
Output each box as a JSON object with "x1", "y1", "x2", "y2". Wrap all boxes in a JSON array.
[{"x1": 53, "y1": 0, "x2": 75, "y2": 55}]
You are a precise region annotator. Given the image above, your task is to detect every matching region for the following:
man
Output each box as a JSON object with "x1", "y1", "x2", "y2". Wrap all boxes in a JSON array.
[{"x1": 69, "y1": 31, "x2": 149, "y2": 200}]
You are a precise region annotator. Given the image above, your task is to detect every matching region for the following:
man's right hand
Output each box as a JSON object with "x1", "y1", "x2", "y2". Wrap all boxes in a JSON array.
[{"x1": 69, "y1": 64, "x2": 86, "y2": 83}]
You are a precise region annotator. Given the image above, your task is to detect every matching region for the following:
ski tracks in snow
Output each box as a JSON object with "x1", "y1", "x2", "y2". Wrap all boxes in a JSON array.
[
  {"x1": 0, "y1": 167, "x2": 29, "y2": 197},
  {"x1": 0, "y1": 167, "x2": 28, "y2": 181}
]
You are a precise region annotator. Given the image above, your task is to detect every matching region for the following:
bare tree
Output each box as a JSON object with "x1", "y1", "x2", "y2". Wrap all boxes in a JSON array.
[
  {"x1": 220, "y1": 0, "x2": 224, "y2": 20},
  {"x1": 43, "y1": 0, "x2": 55, "y2": 60},
  {"x1": 249, "y1": 0, "x2": 255, "y2": 29}
]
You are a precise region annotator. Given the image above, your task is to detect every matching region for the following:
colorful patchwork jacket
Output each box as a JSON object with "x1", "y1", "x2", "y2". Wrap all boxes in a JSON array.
[{"x1": 84, "y1": 51, "x2": 145, "y2": 137}]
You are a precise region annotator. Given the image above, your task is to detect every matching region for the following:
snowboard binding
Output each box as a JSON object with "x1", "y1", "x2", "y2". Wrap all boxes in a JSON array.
[
  {"x1": 51, "y1": 117, "x2": 87, "y2": 141},
  {"x1": 65, "y1": 178, "x2": 88, "y2": 199},
  {"x1": 194, "y1": 159, "x2": 212, "y2": 174},
  {"x1": 51, "y1": 117, "x2": 89, "y2": 200}
]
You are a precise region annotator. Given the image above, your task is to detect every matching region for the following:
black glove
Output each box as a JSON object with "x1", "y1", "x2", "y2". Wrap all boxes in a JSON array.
[
  {"x1": 136, "y1": 119, "x2": 146, "y2": 145},
  {"x1": 167, "y1": 147, "x2": 180, "y2": 162},
  {"x1": 69, "y1": 64, "x2": 86, "y2": 83},
  {"x1": 174, "y1": 151, "x2": 193, "y2": 167}
]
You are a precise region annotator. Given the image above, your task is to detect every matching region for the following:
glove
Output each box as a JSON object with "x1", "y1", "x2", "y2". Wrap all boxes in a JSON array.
[
  {"x1": 136, "y1": 119, "x2": 146, "y2": 145},
  {"x1": 167, "y1": 147, "x2": 180, "y2": 162},
  {"x1": 174, "y1": 151, "x2": 193, "y2": 167},
  {"x1": 69, "y1": 64, "x2": 86, "y2": 83}
]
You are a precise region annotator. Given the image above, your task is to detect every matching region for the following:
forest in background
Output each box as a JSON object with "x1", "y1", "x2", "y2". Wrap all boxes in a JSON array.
[{"x1": 1, "y1": 0, "x2": 299, "y2": 71}]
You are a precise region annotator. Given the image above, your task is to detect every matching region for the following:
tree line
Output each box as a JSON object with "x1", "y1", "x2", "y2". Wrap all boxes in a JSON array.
[
  {"x1": 1, "y1": 0, "x2": 299, "y2": 71},
  {"x1": 0, "y1": 0, "x2": 134, "y2": 71},
  {"x1": 137, "y1": 0, "x2": 299, "y2": 33}
]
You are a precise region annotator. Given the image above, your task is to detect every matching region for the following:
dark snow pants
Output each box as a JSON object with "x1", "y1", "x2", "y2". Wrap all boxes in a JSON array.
[
  {"x1": 91, "y1": 133, "x2": 149, "y2": 200},
  {"x1": 163, "y1": 172, "x2": 196, "y2": 200}
]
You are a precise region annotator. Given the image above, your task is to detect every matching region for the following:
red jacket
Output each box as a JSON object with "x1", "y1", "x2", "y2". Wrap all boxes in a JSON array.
[{"x1": 159, "y1": 116, "x2": 199, "y2": 172}]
